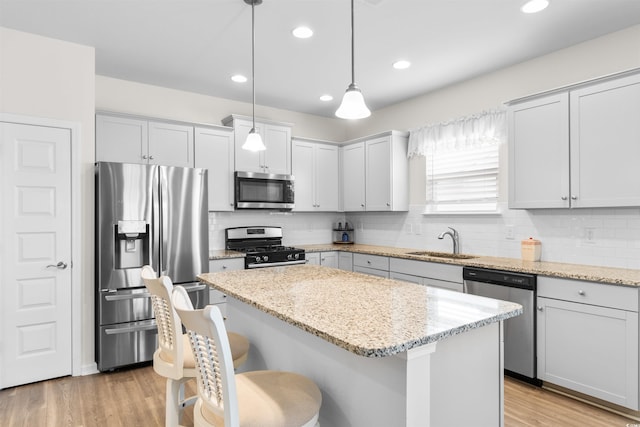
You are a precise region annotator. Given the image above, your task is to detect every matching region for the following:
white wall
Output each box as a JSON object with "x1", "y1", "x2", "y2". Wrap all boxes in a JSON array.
[
  {"x1": 96, "y1": 75, "x2": 348, "y2": 142},
  {"x1": 0, "y1": 27, "x2": 96, "y2": 371}
]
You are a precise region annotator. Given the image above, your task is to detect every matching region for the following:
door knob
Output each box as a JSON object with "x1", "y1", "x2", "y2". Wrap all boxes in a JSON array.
[{"x1": 46, "y1": 261, "x2": 68, "y2": 269}]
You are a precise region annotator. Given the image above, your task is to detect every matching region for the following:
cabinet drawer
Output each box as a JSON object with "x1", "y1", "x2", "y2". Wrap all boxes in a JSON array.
[
  {"x1": 209, "y1": 258, "x2": 245, "y2": 273},
  {"x1": 538, "y1": 276, "x2": 638, "y2": 312},
  {"x1": 389, "y1": 271, "x2": 423, "y2": 285},
  {"x1": 389, "y1": 257, "x2": 462, "y2": 283},
  {"x1": 353, "y1": 265, "x2": 389, "y2": 279},
  {"x1": 353, "y1": 253, "x2": 389, "y2": 271}
]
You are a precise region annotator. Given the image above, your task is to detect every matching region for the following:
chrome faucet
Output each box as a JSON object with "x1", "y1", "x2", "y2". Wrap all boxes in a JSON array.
[{"x1": 438, "y1": 227, "x2": 459, "y2": 254}]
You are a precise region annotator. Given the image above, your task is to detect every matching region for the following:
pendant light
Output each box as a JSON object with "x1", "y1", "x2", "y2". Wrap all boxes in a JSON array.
[
  {"x1": 242, "y1": 0, "x2": 266, "y2": 151},
  {"x1": 336, "y1": 0, "x2": 370, "y2": 120}
]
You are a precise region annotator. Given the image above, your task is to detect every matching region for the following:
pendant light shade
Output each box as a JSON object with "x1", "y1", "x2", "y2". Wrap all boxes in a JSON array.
[
  {"x1": 242, "y1": 129, "x2": 264, "y2": 151},
  {"x1": 336, "y1": 0, "x2": 370, "y2": 120},
  {"x1": 242, "y1": 0, "x2": 266, "y2": 152}
]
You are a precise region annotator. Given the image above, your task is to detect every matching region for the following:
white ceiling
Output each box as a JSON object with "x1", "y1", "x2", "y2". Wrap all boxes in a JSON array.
[{"x1": 1, "y1": 0, "x2": 640, "y2": 118}]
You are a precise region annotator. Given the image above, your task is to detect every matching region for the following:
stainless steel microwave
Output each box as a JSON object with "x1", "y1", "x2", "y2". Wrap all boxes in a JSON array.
[{"x1": 234, "y1": 171, "x2": 295, "y2": 210}]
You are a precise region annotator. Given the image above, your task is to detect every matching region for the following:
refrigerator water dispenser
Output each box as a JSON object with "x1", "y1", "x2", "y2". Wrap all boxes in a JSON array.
[{"x1": 115, "y1": 220, "x2": 149, "y2": 269}]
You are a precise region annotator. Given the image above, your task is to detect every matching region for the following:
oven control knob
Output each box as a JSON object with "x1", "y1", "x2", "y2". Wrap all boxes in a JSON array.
[
  {"x1": 288, "y1": 253, "x2": 299, "y2": 260},
  {"x1": 263, "y1": 255, "x2": 269, "y2": 262},
  {"x1": 254, "y1": 256, "x2": 262, "y2": 263}
]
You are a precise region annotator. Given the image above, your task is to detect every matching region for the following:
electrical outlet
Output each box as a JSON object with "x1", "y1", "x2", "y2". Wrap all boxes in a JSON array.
[
  {"x1": 584, "y1": 227, "x2": 596, "y2": 243},
  {"x1": 413, "y1": 223, "x2": 422, "y2": 235},
  {"x1": 505, "y1": 225, "x2": 515, "y2": 240}
]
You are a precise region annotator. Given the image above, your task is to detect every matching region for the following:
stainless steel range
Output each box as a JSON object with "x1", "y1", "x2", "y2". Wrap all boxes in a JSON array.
[{"x1": 225, "y1": 226, "x2": 305, "y2": 268}]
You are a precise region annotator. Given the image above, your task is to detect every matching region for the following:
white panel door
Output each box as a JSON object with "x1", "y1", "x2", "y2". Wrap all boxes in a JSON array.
[{"x1": 1, "y1": 122, "x2": 72, "y2": 388}]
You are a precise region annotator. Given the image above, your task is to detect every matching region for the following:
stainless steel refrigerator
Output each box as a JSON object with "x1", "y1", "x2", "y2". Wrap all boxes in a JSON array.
[{"x1": 95, "y1": 162, "x2": 209, "y2": 371}]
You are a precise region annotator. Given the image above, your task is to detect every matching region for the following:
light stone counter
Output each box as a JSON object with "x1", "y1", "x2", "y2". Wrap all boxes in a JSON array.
[
  {"x1": 198, "y1": 265, "x2": 521, "y2": 357},
  {"x1": 299, "y1": 243, "x2": 640, "y2": 287}
]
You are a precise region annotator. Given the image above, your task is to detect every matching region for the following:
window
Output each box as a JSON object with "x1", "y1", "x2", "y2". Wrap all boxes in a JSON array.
[{"x1": 408, "y1": 109, "x2": 504, "y2": 214}]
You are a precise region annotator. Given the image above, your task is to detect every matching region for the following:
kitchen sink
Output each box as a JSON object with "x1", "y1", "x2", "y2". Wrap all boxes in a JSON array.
[{"x1": 406, "y1": 251, "x2": 477, "y2": 260}]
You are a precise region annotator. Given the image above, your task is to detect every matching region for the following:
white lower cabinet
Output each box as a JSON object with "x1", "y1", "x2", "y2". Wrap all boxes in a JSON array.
[
  {"x1": 208, "y1": 258, "x2": 245, "y2": 315},
  {"x1": 353, "y1": 254, "x2": 390, "y2": 278},
  {"x1": 537, "y1": 276, "x2": 639, "y2": 410},
  {"x1": 338, "y1": 252, "x2": 353, "y2": 271},
  {"x1": 305, "y1": 252, "x2": 338, "y2": 268},
  {"x1": 389, "y1": 258, "x2": 463, "y2": 292}
]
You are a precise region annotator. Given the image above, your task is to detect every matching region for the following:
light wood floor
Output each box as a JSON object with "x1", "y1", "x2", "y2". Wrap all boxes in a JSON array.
[{"x1": 0, "y1": 365, "x2": 634, "y2": 426}]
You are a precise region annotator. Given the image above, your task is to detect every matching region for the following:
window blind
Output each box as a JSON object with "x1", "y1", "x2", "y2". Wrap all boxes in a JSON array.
[{"x1": 409, "y1": 109, "x2": 504, "y2": 214}]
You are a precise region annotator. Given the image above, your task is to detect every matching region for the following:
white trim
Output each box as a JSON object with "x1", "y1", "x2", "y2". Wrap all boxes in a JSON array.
[{"x1": 0, "y1": 113, "x2": 85, "y2": 377}]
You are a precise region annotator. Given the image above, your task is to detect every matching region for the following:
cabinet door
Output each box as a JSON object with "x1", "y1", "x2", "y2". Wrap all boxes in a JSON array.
[
  {"x1": 570, "y1": 73, "x2": 640, "y2": 207},
  {"x1": 338, "y1": 252, "x2": 353, "y2": 271},
  {"x1": 291, "y1": 140, "x2": 315, "y2": 211},
  {"x1": 342, "y1": 142, "x2": 366, "y2": 211},
  {"x1": 195, "y1": 126, "x2": 234, "y2": 211},
  {"x1": 305, "y1": 252, "x2": 320, "y2": 265},
  {"x1": 234, "y1": 119, "x2": 263, "y2": 172},
  {"x1": 314, "y1": 144, "x2": 339, "y2": 211},
  {"x1": 537, "y1": 297, "x2": 639, "y2": 409},
  {"x1": 319, "y1": 251, "x2": 338, "y2": 268},
  {"x1": 96, "y1": 114, "x2": 147, "y2": 164},
  {"x1": 148, "y1": 121, "x2": 194, "y2": 167},
  {"x1": 508, "y1": 94, "x2": 570, "y2": 208},
  {"x1": 263, "y1": 124, "x2": 291, "y2": 175},
  {"x1": 365, "y1": 136, "x2": 392, "y2": 211}
]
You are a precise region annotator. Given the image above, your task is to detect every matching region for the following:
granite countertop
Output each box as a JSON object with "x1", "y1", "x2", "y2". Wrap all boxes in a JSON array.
[
  {"x1": 301, "y1": 244, "x2": 640, "y2": 287},
  {"x1": 210, "y1": 244, "x2": 640, "y2": 287},
  {"x1": 198, "y1": 265, "x2": 522, "y2": 357}
]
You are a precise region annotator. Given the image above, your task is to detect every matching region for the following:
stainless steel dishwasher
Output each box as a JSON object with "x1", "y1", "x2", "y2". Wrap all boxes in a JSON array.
[{"x1": 463, "y1": 267, "x2": 540, "y2": 385}]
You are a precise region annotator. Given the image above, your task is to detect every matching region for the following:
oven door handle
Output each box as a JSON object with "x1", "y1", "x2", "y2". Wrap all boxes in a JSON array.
[
  {"x1": 104, "y1": 292, "x2": 151, "y2": 301},
  {"x1": 247, "y1": 260, "x2": 307, "y2": 268}
]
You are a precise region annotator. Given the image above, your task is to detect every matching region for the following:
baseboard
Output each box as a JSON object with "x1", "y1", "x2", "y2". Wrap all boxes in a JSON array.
[
  {"x1": 80, "y1": 362, "x2": 99, "y2": 376},
  {"x1": 542, "y1": 382, "x2": 640, "y2": 422}
]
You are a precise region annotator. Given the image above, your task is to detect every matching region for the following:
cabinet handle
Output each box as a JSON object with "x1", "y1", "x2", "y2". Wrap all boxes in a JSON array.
[
  {"x1": 149, "y1": 155, "x2": 154, "y2": 160},
  {"x1": 561, "y1": 196, "x2": 568, "y2": 201},
  {"x1": 222, "y1": 265, "x2": 227, "y2": 270},
  {"x1": 367, "y1": 260, "x2": 371, "y2": 265},
  {"x1": 578, "y1": 290, "x2": 585, "y2": 296},
  {"x1": 537, "y1": 306, "x2": 543, "y2": 311},
  {"x1": 361, "y1": 203, "x2": 365, "y2": 207},
  {"x1": 386, "y1": 202, "x2": 390, "y2": 207},
  {"x1": 142, "y1": 155, "x2": 148, "y2": 160},
  {"x1": 571, "y1": 195, "x2": 578, "y2": 200}
]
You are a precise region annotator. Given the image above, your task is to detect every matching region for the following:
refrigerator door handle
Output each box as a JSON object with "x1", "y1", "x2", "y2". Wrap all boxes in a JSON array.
[
  {"x1": 181, "y1": 283, "x2": 208, "y2": 292},
  {"x1": 104, "y1": 323, "x2": 158, "y2": 335},
  {"x1": 104, "y1": 292, "x2": 151, "y2": 301}
]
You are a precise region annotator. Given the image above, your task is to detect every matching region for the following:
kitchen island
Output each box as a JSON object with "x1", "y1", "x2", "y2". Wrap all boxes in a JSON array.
[{"x1": 198, "y1": 265, "x2": 522, "y2": 427}]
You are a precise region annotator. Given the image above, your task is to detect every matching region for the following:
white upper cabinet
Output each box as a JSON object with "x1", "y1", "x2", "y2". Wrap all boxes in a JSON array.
[
  {"x1": 96, "y1": 113, "x2": 194, "y2": 167},
  {"x1": 508, "y1": 93, "x2": 569, "y2": 208},
  {"x1": 569, "y1": 73, "x2": 640, "y2": 207},
  {"x1": 342, "y1": 142, "x2": 366, "y2": 211},
  {"x1": 292, "y1": 138, "x2": 339, "y2": 212},
  {"x1": 342, "y1": 131, "x2": 409, "y2": 212},
  {"x1": 508, "y1": 70, "x2": 640, "y2": 209},
  {"x1": 194, "y1": 125, "x2": 235, "y2": 211},
  {"x1": 223, "y1": 115, "x2": 292, "y2": 175}
]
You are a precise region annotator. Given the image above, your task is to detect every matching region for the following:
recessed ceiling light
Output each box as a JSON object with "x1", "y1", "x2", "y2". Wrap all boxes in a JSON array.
[
  {"x1": 292, "y1": 26, "x2": 313, "y2": 39},
  {"x1": 393, "y1": 60, "x2": 411, "y2": 70},
  {"x1": 521, "y1": 0, "x2": 549, "y2": 14},
  {"x1": 231, "y1": 74, "x2": 247, "y2": 83},
  {"x1": 320, "y1": 94, "x2": 333, "y2": 102}
]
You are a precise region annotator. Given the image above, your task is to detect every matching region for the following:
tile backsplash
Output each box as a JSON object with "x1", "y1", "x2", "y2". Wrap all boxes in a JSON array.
[{"x1": 210, "y1": 203, "x2": 640, "y2": 269}]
